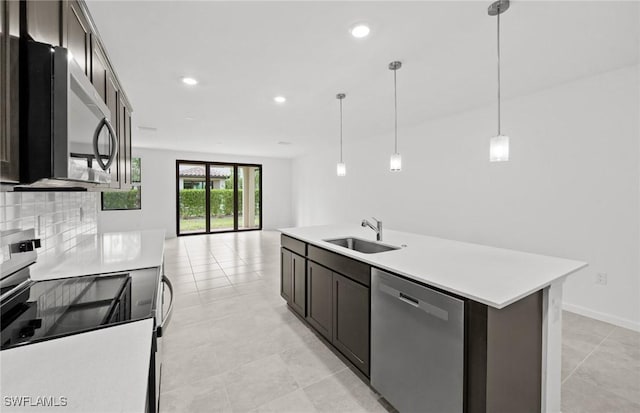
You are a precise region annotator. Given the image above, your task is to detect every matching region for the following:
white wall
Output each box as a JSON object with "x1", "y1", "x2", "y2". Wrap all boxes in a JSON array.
[
  {"x1": 99, "y1": 148, "x2": 293, "y2": 238},
  {"x1": 292, "y1": 65, "x2": 640, "y2": 330}
]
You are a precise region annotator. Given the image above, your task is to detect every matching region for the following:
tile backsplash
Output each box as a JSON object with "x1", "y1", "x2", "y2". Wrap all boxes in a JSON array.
[{"x1": 0, "y1": 192, "x2": 98, "y2": 257}]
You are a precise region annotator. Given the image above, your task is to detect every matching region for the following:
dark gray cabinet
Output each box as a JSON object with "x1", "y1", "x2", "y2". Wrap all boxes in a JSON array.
[
  {"x1": 280, "y1": 247, "x2": 306, "y2": 318},
  {"x1": 306, "y1": 261, "x2": 332, "y2": 341},
  {"x1": 333, "y1": 272, "x2": 370, "y2": 375},
  {"x1": 284, "y1": 242, "x2": 372, "y2": 377},
  {"x1": 291, "y1": 253, "x2": 306, "y2": 317},
  {"x1": 280, "y1": 248, "x2": 293, "y2": 302}
]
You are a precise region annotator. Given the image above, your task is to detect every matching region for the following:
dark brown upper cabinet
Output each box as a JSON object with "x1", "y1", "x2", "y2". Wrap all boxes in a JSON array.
[
  {"x1": 106, "y1": 73, "x2": 121, "y2": 188},
  {"x1": 11, "y1": 0, "x2": 134, "y2": 188},
  {"x1": 117, "y1": 98, "x2": 132, "y2": 188},
  {"x1": 91, "y1": 36, "x2": 107, "y2": 102},
  {"x1": 66, "y1": 1, "x2": 90, "y2": 75},
  {"x1": 26, "y1": 0, "x2": 61, "y2": 46}
]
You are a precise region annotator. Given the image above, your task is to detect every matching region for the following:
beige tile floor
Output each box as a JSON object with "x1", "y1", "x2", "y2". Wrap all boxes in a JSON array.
[{"x1": 160, "y1": 231, "x2": 640, "y2": 413}]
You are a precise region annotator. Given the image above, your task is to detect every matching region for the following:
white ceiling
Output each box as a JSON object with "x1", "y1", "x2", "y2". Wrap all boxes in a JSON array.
[{"x1": 86, "y1": 1, "x2": 639, "y2": 159}]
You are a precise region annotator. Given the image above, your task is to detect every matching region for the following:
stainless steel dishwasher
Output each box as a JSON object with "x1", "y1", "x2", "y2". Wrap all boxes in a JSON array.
[{"x1": 371, "y1": 268, "x2": 465, "y2": 413}]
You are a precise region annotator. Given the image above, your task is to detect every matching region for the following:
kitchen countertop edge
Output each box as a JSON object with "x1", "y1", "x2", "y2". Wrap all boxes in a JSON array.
[{"x1": 279, "y1": 225, "x2": 587, "y2": 309}]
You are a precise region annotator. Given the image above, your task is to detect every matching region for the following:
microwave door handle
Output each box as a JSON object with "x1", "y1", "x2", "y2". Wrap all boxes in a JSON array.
[{"x1": 93, "y1": 117, "x2": 118, "y2": 171}]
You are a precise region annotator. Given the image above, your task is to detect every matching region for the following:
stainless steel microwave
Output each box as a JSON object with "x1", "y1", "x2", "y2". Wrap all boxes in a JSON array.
[{"x1": 19, "y1": 40, "x2": 117, "y2": 188}]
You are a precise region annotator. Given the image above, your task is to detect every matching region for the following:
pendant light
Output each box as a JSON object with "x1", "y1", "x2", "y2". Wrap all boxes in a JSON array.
[
  {"x1": 389, "y1": 61, "x2": 402, "y2": 171},
  {"x1": 489, "y1": 0, "x2": 510, "y2": 162},
  {"x1": 336, "y1": 93, "x2": 347, "y2": 176}
]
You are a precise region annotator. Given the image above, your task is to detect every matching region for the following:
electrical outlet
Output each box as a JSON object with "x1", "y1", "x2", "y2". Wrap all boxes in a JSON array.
[{"x1": 596, "y1": 273, "x2": 608, "y2": 285}]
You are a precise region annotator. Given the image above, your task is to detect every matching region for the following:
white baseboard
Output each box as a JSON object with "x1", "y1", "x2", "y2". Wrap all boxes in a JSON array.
[{"x1": 562, "y1": 302, "x2": 640, "y2": 332}]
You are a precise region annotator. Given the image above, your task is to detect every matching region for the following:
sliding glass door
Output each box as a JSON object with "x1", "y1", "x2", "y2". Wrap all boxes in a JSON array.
[
  {"x1": 177, "y1": 161, "x2": 262, "y2": 236},
  {"x1": 209, "y1": 164, "x2": 235, "y2": 232},
  {"x1": 238, "y1": 166, "x2": 261, "y2": 230}
]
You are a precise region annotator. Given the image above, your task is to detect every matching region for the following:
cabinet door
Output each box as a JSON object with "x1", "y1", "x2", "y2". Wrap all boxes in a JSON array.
[
  {"x1": 280, "y1": 248, "x2": 292, "y2": 302},
  {"x1": 333, "y1": 272, "x2": 370, "y2": 376},
  {"x1": 0, "y1": 0, "x2": 20, "y2": 183},
  {"x1": 66, "y1": 1, "x2": 89, "y2": 74},
  {"x1": 91, "y1": 37, "x2": 107, "y2": 102},
  {"x1": 117, "y1": 97, "x2": 132, "y2": 188},
  {"x1": 124, "y1": 107, "x2": 132, "y2": 183},
  {"x1": 26, "y1": 0, "x2": 61, "y2": 46},
  {"x1": 306, "y1": 261, "x2": 332, "y2": 341},
  {"x1": 105, "y1": 74, "x2": 120, "y2": 187},
  {"x1": 289, "y1": 253, "x2": 306, "y2": 317}
]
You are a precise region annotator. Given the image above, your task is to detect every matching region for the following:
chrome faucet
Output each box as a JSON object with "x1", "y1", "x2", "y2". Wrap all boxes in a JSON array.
[{"x1": 362, "y1": 217, "x2": 383, "y2": 241}]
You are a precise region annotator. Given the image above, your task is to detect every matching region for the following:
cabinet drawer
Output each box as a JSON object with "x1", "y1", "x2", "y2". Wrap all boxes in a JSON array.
[
  {"x1": 281, "y1": 234, "x2": 306, "y2": 257},
  {"x1": 308, "y1": 245, "x2": 370, "y2": 287}
]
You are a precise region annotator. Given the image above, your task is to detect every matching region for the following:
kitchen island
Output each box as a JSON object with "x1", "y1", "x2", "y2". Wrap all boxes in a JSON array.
[{"x1": 279, "y1": 225, "x2": 587, "y2": 413}]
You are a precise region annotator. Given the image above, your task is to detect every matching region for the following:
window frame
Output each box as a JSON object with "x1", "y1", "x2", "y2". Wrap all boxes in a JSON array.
[
  {"x1": 175, "y1": 160, "x2": 263, "y2": 236},
  {"x1": 101, "y1": 157, "x2": 142, "y2": 211}
]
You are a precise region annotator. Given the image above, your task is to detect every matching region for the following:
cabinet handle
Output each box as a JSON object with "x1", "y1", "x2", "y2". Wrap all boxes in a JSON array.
[{"x1": 92, "y1": 117, "x2": 118, "y2": 171}]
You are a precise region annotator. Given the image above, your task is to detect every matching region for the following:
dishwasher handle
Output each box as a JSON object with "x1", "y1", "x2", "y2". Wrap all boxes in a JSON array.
[
  {"x1": 379, "y1": 282, "x2": 450, "y2": 321},
  {"x1": 398, "y1": 292, "x2": 420, "y2": 307}
]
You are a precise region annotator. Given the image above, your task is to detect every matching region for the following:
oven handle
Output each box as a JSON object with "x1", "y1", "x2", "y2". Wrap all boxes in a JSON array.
[
  {"x1": 93, "y1": 117, "x2": 118, "y2": 171},
  {"x1": 157, "y1": 275, "x2": 174, "y2": 338}
]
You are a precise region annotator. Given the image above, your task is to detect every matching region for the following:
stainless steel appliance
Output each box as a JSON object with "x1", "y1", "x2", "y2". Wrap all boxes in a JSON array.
[
  {"x1": 371, "y1": 268, "x2": 465, "y2": 413},
  {"x1": 18, "y1": 40, "x2": 118, "y2": 188},
  {"x1": 0, "y1": 229, "x2": 174, "y2": 413}
]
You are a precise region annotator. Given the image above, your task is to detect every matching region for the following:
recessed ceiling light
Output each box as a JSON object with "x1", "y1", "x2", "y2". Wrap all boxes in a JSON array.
[
  {"x1": 274, "y1": 96, "x2": 286, "y2": 104},
  {"x1": 278, "y1": 141, "x2": 292, "y2": 145},
  {"x1": 350, "y1": 24, "x2": 370, "y2": 38},
  {"x1": 182, "y1": 77, "x2": 198, "y2": 86}
]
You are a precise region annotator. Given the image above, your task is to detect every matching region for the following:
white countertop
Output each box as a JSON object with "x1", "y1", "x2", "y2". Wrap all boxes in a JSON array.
[
  {"x1": 31, "y1": 229, "x2": 165, "y2": 281},
  {"x1": 0, "y1": 318, "x2": 153, "y2": 413},
  {"x1": 280, "y1": 225, "x2": 587, "y2": 309}
]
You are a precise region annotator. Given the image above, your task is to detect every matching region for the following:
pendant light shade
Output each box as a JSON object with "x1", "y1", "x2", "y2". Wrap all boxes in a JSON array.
[
  {"x1": 336, "y1": 93, "x2": 346, "y2": 176},
  {"x1": 390, "y1": 153, "x2": 402, "y2": 171},
  {"x1": 389, "y1": 61, "x2": 403, "y2": 172},
  {"x1": 489, "y1": 135, "x2": 509, "y2": 162},
  {"x1": 488, "y1": 0, "x2": 510, "y2": 162}
]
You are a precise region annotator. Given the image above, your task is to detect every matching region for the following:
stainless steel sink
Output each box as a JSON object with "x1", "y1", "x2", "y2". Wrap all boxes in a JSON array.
[{"x1": 323, "y1": 237, "x2": 400, "y2": 254}]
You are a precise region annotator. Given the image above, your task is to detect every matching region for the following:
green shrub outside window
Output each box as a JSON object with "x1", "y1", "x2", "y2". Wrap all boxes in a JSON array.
[{"x1": 101, "y1": 158, "x2": 142, "y2": 210}]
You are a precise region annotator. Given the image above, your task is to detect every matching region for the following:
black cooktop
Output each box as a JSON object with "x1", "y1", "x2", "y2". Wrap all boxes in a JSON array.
[{"x1": 0, "y1": 271, "x2": 157, "y2": 350}]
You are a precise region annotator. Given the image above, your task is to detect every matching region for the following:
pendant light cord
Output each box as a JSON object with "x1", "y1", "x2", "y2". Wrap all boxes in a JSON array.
[
  {"x1": 393, "y1": 67, "x2": 398, "y2": 153},
  {"x1": 339, "y1": 97, "x2": 343, "y2": 163},
  {"x1": 497, "y1": 9, "x2": 501, "y2": 136}
]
